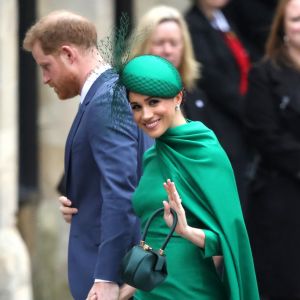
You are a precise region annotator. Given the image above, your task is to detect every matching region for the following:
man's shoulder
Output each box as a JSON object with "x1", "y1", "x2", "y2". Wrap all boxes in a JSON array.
[
  {"x1": 94, "y1": 70, "x2": 127, "y2": 99},
  {"x1": 94, "y1": 69, "x2": 119, "y2": 93}
]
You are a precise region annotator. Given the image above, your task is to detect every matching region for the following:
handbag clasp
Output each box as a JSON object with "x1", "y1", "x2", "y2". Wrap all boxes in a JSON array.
[
  {"x1": 143, "y1": 244, "x2": 152, "y2": 251},
  {"x1": 139, "y1": 240, "x2": 152, "y2": 251},
  {"x1": 159, "y1": 249, "x2": 164, "y2": 255}
]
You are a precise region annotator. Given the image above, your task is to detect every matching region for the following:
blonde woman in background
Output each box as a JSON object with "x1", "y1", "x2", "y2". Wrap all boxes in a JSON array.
[{"x1": 129, "y1": 5, "x2": 210, "y2": 125}]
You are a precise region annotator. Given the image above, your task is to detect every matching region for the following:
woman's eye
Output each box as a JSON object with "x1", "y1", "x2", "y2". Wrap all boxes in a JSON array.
[
  {"x1": 149, "y1": 99, "x2": 160, "y2": 106},
  {"x1": 130, "y1": 104, "x2": 141, "y2": 111}
]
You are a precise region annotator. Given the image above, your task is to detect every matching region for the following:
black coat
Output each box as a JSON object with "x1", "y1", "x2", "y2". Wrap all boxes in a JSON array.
[
  {"x1": 185, "y1": 5, "x2": 252, "y2": 210},
  {"x1": 225, "y1": 0, "x2": 277, "y2": 61},
  {"x1": 244, "y1": 59, "x2": 300, "y2": 297},
  {"x1": 183, "y1": 86, "x2": 210, "y2": 125}
]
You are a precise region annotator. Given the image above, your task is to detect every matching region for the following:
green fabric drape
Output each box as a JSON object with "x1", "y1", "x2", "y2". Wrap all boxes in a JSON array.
[{"x1": 154, "y1": 121, "x2": 259, "y2": 300}]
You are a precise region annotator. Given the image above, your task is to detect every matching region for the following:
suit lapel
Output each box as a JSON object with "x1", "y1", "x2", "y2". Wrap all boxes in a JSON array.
[
  {"x1": 64, "y1": 72, "x2": 110, "y2": 196},
  {"x1": 64, "y1": 103, "x2": 85, "y2": 196}
]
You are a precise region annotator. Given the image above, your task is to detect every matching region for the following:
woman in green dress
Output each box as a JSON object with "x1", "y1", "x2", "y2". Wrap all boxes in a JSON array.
[{"x1": 119, "y1": 54, "x2": 259, "y2": 300}]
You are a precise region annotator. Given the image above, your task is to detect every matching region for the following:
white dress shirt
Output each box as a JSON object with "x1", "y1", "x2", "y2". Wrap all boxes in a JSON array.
[{"x1": 80, "y1": 64, "x2": 111, "y2": 104}]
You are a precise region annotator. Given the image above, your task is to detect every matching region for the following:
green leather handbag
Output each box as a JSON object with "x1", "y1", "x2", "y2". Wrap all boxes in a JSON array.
[{"x1": 121, "y1": 207, "x2": 178, "y2": 291}]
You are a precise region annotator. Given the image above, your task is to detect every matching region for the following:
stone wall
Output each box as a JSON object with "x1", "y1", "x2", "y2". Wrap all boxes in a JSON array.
[{"x1": 0, "y1": 0, "x2": 33, "y2": 299}]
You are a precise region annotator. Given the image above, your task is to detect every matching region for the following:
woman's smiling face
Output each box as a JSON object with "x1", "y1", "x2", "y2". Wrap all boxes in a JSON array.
[{"x1": 128, "y1": 92, "x2": 182, "y2": 138}]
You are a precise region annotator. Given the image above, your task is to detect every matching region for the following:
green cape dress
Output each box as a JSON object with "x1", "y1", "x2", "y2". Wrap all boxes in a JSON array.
[{"x1": 132, "y1": 121, "x2": 259, "y2": 300}]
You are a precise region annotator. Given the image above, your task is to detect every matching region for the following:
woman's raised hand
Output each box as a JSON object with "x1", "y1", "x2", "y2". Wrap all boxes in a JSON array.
[{"x1": 163, "y1": 179, "x2": 188, "y2": 236}]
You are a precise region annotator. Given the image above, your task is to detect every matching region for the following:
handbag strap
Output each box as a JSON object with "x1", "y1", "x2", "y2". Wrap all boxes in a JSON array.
[{"x1": 141, "y1": 207, "x2": 178, "y2": 252}]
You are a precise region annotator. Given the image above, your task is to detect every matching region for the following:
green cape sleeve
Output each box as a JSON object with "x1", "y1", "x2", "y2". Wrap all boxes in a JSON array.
[{"x1": 156, "y1": 121, "x2": 259, "y2": 300}]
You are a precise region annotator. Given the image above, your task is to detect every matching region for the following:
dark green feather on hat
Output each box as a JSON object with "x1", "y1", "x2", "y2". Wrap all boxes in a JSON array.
[
  {"x1": 97, "y1": 16, "x2": 183, "y2": 127},
  {"x1": 121, "y1": 55, "x2": 183, "y2": 98}
]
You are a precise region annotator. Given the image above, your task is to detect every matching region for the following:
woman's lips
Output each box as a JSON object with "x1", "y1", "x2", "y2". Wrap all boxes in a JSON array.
[{"x1": 144, "y1": 119, "x2": 159, "y2": 129}]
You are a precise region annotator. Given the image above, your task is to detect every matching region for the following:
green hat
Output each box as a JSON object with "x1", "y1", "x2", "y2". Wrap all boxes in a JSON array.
[{"x1": 120, "y1": 55, "x2": 183, "y2": 98}]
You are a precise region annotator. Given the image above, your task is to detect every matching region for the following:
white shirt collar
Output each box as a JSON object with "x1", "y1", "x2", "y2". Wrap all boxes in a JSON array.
[
  {"x1": 210, "y1": 10, "x2": 230, "y2": 32},
  {"x1": 80, "y1": 64, "x2": 111, "y2": 104}
]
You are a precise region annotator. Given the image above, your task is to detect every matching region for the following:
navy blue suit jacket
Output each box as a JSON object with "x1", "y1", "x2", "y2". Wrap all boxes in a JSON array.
[{"x1": 65, "y1": 69, "x2": 152, "y2": 299}]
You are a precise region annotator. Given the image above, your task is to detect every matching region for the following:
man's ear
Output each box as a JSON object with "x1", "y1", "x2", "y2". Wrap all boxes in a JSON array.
[{"x1": 60, "y1": 45, "x2": 76, "y2": 64}]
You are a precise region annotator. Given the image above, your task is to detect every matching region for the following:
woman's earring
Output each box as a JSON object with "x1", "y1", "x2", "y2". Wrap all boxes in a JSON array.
[
  {"x1": 284, "y1": 35, "x2": 289, "y2": 45},
  {"x1": 175, "y1": 104, "x2": 180, "y2": 111}
]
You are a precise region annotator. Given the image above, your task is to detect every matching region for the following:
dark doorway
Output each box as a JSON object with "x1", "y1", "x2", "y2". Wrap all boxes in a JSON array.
[
  {"x1": 18, "y1": 0, "x2": 39, "y2": 205},
  {"x1": 115, "y1": 0, "x2": 133, "y2": 34}
]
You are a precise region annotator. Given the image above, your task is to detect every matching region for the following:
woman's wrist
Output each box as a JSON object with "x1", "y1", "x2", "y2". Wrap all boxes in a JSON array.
[{"x1": 182, "y1": 226, "x2": 206, "y2": 248}]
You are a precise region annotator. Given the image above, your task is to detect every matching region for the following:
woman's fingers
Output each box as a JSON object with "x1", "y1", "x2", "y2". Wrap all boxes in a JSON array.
[
  {"x1": 163, "y1": 200, "x2": 173, "y2": 228},
  {"x1": 163, "y1": 179, "x2": 182, "y2": 208},
  {"x1": 163, "y1": 180, "x2": 189, "y2": 236},
  {"x1": 163, "y1": 200, "x2": 172, "y2": 215}
]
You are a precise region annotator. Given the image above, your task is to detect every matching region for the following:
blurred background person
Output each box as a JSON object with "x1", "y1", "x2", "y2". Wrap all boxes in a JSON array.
[
  {"x1": 129, "y1": 5, "x2": 211, "y2": 126},
  {"x1": 185, "y1": 0, "x2": 253, "y2": 211},
  {"x1": 244, "y1": 0, "x2": 300, "y2": 299},
  {"x1": 225, "y1": 0, "x2": 277, "y2": 62}
]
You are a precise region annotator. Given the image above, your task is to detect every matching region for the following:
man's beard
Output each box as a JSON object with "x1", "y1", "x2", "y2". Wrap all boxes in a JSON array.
[{"x1": 53, "y1": 73, "x2": 79, "y2": 100}]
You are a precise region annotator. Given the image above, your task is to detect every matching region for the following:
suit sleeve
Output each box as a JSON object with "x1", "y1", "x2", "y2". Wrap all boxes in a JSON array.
[{"x1": 87, "y1": 90, "x2": 140, "y2": 283}]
